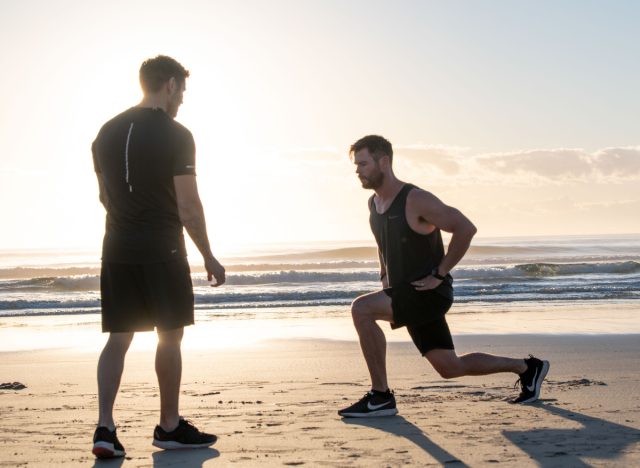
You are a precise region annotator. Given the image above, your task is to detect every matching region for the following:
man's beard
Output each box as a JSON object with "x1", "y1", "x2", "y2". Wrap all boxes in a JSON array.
[
  {"x1": 166, "y1": 94, "x2": 182, "y2": 118},
  {"x1": 360, "y1": 169, "x2": 384, "y2": 189},
  {"x1": 166, "y1": 102, "x2": 179, "y2": 118}
]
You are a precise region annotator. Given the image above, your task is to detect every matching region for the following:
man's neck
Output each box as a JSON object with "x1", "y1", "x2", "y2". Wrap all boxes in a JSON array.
[
  {"x1": 374, "y1": 175, "x2": 404, "y2": 202},
  {"x1": 138, "y1": 95, "x2": 167, "y2": 113}
]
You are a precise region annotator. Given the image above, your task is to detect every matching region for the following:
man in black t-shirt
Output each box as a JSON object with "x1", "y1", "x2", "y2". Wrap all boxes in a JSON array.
[{"x1": 91, "y1": 56, "x2": 225, "y2": 458}]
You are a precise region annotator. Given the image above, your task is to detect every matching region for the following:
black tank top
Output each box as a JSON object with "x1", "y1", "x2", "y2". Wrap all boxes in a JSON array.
[{"x1": 369, "y1": 183, "x2": 453, "y2": 299}]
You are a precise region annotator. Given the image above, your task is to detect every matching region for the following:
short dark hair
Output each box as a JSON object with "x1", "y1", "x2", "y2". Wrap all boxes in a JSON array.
[
  {"x1": 349, "y1": 135, "x2": 393, "y2": 163},
  {"x1": 139, "y1": 55, "x2": 190, "y2": 93}
]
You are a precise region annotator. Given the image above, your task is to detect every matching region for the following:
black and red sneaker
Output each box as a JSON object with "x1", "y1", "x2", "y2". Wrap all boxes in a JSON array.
[
  {"x1": 92, "y1": 426, "x2": 125, "y2": 459},
  {"x1": 152, "y1": 418, "x2": 217, "y2": 450}
]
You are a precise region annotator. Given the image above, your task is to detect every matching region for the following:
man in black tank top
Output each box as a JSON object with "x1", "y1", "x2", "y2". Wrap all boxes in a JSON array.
[
  {"x1": 91, "y1": 56, "x2": 225, "y2": 458},
  {"x1": 338, "y1": 135, "x2": 549, "y2": 418}
]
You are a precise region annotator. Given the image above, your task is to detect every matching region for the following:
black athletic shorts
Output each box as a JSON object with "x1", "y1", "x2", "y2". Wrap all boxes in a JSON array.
[
  {"x1": 100, "y1": 258, "x2": 194, "y2": 333},
  {"x1": 384, "y1": 283, "x2": 454, "y2": 355}
]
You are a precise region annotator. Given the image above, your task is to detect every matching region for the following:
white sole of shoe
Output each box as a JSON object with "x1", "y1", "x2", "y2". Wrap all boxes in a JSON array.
[
  {"x1": 92, "y1": 441, "x2": 125, "y2": 458},
  {"x1": 339, "y1": 408, "x2": 399, "y2": 418},
  {"x1": 152, "y1": 439, "x2": 216, "y2": 450},
  {"x1": 519, "y1": 360, "x2": 550, "y2": 403}
]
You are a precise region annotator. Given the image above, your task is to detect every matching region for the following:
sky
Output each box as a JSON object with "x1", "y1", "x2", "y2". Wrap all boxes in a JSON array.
[{"x1": 0, "y1": 0, "x2": 639, "y2": 255}]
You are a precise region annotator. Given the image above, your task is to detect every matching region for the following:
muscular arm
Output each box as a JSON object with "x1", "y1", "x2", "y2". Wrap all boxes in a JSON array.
[
  {"x1": 174, "y1": 175, "x2": 225, "y2": 285},
  {"x1": 408, "y1": 189, "x2": 477, "y2": 288},
  {"x1": 174, "y1": 175, "x2": 212, "y2": 256}
]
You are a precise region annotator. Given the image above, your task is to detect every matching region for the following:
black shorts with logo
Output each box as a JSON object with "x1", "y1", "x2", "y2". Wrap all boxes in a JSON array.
[
  {"x1": 384, "y1": 283, "x2": 454, "y2": 355},
  {"x1": 100, "y1": 258, "x2": 194, "y2": 333}
]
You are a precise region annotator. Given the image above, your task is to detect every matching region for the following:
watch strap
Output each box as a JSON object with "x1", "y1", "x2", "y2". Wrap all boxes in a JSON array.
[{"x1": 431, "y1": 267, "x2": 446, "y2": 281}]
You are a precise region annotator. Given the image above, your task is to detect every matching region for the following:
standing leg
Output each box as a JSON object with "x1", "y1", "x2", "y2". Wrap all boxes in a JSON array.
[
  {"x1": 152, "y1": 326, "x2": 218, "y2": 449},
  {"x1": 350, "y1": 291, "x2": 394, "y2": 391},
  {"x1": 97, "y1": 332, "x2": 134, "y2": 430},
  {"x1": 155, "y1": 327, "x2": 184, "y2": 431},
  {"x1": 338, "y1": 290, "x2": 399, "y2": 418}
]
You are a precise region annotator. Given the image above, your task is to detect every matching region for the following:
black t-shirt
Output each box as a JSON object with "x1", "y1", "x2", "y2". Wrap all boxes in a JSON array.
[{"x1": 92, "y1": 107, "x2": 196, "y2": 263}]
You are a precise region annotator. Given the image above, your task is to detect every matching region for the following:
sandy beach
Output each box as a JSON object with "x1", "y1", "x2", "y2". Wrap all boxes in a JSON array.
[{"x1": 1, "y1": 332, "x2": 639, "y2": 467}]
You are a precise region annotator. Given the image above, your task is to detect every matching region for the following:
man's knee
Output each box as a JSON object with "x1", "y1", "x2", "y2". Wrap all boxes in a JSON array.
[
  {"x1": 157, "y1": 327, "x2": 184, "y2": 345},
  {"x1": 425, "y1": 351, "x2": 464, "y2": 379},
  {"x1": 351, "y1": 296, "x2": 374, "y2": 325},
  {"x1": 433, "y1": 365, "x2": 461, "y2": 379},
  {"x1": 106, "y1": 332, "x2": 134, "y2": 351}
]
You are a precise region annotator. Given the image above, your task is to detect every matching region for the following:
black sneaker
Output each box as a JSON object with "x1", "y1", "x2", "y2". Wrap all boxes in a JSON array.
[
  {"x1": 152, "y1": 418, "x2": 217, "y2": 450},
  {"x1": 512, "y1": 355, "x2": 550, "y2": 404},
  {"x1": 92, "y1": 426, "x2": 125, "y2": 459},
  {"x1": 338, "y1": 390, "x2": 398, "y2": 418}
]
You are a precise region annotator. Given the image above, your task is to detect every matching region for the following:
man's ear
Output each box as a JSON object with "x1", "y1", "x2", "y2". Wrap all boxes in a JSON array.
[
  {"x1": 167, "y1": 77, "x2": 177, "y2": 94},
  {"x1": 379, "y1": 154, "x2": 391, "y2": 171}
]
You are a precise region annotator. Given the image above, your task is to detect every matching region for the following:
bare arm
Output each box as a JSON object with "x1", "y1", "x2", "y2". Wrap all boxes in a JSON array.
[
  {"x1": 174, "y1": 175, "x2": 225, "y2": 286},
  {"x1": 408, "y1": 189, "x2": 477, "y2": 290}
]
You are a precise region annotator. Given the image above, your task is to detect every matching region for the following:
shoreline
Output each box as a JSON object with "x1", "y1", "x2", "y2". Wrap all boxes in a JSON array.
[{"x1": 1, "y1": 300, "x2": 638, "y2": 354}]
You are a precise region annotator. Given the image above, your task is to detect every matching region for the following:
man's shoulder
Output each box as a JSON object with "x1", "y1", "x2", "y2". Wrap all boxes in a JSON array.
[
  {"x1": 169, "y1": 119, "x2": 194, "y2": 142},
  {"x1": 406, "y1": 185, "x2": 438, "y2": 206},
  {"x1": 406, "y1": 182, "x2": 433, "y2": 195},
  {"x1": 95, "y1": 107, "x2": 136, "y2": 136},
  {"x1": 102, "y1": 107, "x2": 137, "y2": 126}
]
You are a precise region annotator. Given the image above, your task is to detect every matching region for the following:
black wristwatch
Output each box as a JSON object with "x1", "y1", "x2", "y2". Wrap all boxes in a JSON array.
[{"x1": 431, "y1": 267, "x2": 446, "y2": 281}]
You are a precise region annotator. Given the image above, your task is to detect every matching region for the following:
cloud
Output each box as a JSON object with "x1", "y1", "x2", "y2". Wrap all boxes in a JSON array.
[
  {"x1": 275, "y1": 144, "x2": 640, "y2": 185},
  {"x1": 395, "y1": 145, "x2": 463, "y2": 175},
  {"x1": 477, "y1": 149, "x2": 591, "y2": 179},
  {"x1": 392, "y1": 145, "x2": 640, "y2": 184},
  {"x1": 593, "y1": 147, "x2": 640, "y2": 177},
  {"x1": 574, "y1": 199, "x2": 640, "y2": 210},
  {"x1": 475, "y1": 146, "x2": 640, "y2": 182}
]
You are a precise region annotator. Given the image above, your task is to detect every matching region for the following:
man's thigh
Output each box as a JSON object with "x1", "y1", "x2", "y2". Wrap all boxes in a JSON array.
[{"x1": 352, "y1": 290, "x2": 394, "y2": 322}]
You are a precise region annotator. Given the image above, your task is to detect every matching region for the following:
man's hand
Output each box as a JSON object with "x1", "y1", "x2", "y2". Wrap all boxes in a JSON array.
[
  {"x1": 411, "y1": 274, "x2": 442, "y2": 291},
  {"x1": 205, "y1": 256, "x2": 226, "y2": 287}
]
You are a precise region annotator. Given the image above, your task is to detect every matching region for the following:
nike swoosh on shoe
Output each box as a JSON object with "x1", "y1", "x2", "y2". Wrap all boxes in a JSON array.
[{"x1": 367, "y1": 401, "x2": 391, "y2": 411}]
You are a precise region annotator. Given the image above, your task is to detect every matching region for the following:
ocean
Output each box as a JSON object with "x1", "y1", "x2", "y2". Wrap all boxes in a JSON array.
[{"x1": 1, "y1": 234, "x2": 638, "y2": 321}]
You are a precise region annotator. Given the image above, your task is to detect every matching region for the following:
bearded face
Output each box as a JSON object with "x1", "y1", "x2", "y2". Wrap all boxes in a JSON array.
[{"x1": 359, "y1": 162, "x2": 384, "y2": 189}]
